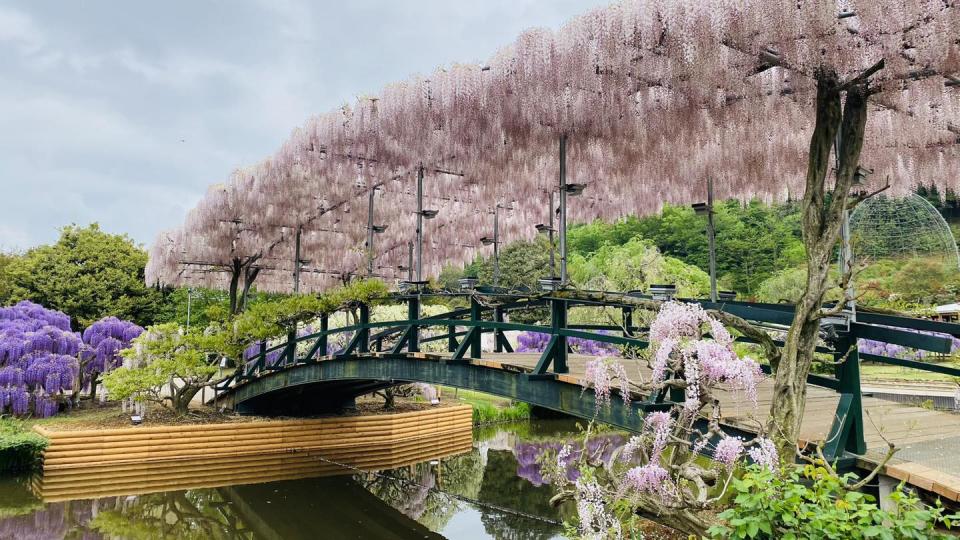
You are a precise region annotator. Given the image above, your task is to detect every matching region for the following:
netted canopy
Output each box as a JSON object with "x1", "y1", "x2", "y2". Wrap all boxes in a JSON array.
[
  {"x1": 850, "y1": 194, "x2": 960, "y2": 266},
  {"x1": 147, "y1": 0, "x2": 960, "y2": 293}
]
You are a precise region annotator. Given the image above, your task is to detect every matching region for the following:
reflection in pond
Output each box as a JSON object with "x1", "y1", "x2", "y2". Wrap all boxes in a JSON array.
[{"x1": 0, "y1": 420, "x2": 680, "y2": 539}]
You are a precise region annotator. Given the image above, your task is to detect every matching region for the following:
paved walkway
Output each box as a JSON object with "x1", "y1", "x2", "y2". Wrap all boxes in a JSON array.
[{"x1": 487, "y1": 352, "x2": 960, "y2": 501}]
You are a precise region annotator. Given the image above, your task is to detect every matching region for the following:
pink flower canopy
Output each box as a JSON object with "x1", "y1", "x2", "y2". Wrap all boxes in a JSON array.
[{"x1": 147, "y1": 0, "x2": 960, "y2": 293}]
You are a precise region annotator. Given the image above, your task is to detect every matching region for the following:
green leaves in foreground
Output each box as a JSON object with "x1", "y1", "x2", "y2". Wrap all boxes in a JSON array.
[
  {"x1": 0, "y1": 417, "x2": 48, "y2": 472},
  {"x1": 709, "y1": 464, "x2": 960, "y2": 540}
]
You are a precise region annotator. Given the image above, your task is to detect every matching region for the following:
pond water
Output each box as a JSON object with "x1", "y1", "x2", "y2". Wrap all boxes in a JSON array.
[{"x1": 0, "y1": 420, "x2": 678, "y2": 539}]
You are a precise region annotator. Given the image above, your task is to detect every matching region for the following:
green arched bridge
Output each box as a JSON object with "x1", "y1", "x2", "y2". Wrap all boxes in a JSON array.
[{"x1": 214, "y1": 289, "x2": 960, "y2": 492}]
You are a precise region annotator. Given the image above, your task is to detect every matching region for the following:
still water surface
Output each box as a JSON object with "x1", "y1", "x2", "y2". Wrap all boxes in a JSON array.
[{"x1": 0, "y1": 420, "x2": 677, "y2": 539}]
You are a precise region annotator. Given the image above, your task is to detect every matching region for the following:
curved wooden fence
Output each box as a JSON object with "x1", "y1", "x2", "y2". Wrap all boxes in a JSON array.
[{"x1": 31, "y1": 405, "x2": 472, "y2": 502}]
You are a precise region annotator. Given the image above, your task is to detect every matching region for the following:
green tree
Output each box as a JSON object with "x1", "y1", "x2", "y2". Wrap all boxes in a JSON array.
[
  {"x1": 5, "y1": 224, "x2": 165, "y2": 328},
  {"x1": 104, "y1": 323, "x2": 221, "y2": 415},
  {"x1": 464, "y1": 236, "x2": 555, "y2": 291},
  {"x1": 614, "y1": 200, "x2": 805, "y2": 295},
  {"x1": 0, "y1": 252, "x2": 18, "y2": 305},
  {"x1": 568, "y1": 237, "x2": 710, "y2": 297}
]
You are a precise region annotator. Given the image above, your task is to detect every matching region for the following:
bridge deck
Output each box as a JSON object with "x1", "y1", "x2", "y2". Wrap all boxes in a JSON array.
[{"x1": 489, "y1": 352, "x2": 960, "y2": 501}]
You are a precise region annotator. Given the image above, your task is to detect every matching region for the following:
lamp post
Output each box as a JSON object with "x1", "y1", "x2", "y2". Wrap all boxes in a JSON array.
[
  {"x1": 366, "y1": 186, "x2": 387, "y2": 277},
  {"x1": 692, "y1": 177, "x2": 717, "y2": 302},
  {"x1": 480, "y1": 204, "x2": 502, "y2": 288},
  {"x1": 559, "y1": 135, "x2": 568, "y2": 284},
  {"x1": 293, "y1": 225, "x2": 302, "y2": 294},
  {"x1": 407, "y1": 241, "x2": 414, "y2": 282},
  {"x1": 535, "y1": 190, "x2": 557, "y2": 278},
  {"x1": 186, "y1": 287, "x2": 193, "y2": 329},
  {"x1": 557, "y1": 134, "x2": 586, "y2": 286},
  {"x1": 414, "y1": 165, "x2": 439, "y2": 283}
]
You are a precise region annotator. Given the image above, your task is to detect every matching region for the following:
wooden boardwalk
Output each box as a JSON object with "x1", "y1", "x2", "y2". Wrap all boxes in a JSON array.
[{"x1": 488, "y1": 352, "x2": 960, "y2": 501}]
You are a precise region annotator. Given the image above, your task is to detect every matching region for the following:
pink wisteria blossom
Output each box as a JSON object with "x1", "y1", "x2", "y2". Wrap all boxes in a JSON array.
[
  {"x1": 582, "y1": 357, "x2": 630, "y2": 408},
  {"x1": 650, "y1": 337, "x2": 675, "y2": 383},
  {"x1": 713, "y1": 436, "x2": 745, "y2": 467},
  {"x1": 647, "y1": 301, "x2": 764, "y2": 412},
  {"x1": 624, "y1": 463, "x2": 671, "y2": 497},
  {"x1": 748, "y1": 438, "x2": 779, "y2": 472},
  {"x1": 648, "y1": 302, "x2": 709, "y2": 345},
  {"x1": 643, "y1": 411, "x2": 673, "y2": 463},
  {"x1": 575, "y1": 478, "x2": 622, "y2": 540}
]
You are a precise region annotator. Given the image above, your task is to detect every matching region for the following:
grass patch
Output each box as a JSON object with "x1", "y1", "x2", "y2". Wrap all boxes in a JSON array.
[
  {"x1": 472, "y1": 401, "x2": 532, "y2": 424},
  {"x1": 860, "y1": 363, "x2": 960, "y2": 383},
  {"x1": 0, "y1": 417, "x2": 48, "y2": 474},
  {"x1": 439, "y1": 387, "x2": 532, "y2": 425}
]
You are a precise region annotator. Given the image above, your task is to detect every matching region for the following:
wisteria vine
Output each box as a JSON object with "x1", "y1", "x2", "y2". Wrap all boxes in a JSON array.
[{"x1": 552, "y1": 301, "x2": 776, "y2": 538}]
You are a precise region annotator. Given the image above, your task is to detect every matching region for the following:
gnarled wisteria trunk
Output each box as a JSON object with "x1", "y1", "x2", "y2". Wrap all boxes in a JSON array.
[{"x1": 768, "y1": 70, "x2": 872, "y2": 458}]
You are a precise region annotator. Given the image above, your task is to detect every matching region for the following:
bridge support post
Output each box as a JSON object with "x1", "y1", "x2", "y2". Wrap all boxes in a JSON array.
[
  {"x1": 470, "y1": 296, "x2": 482, "y2": 358},
  {"x1": 285, "y1": 329, "x2": 296, "y2": 366},
  {"x1": 825, "y1": 333, "x2": 866, "y2": 460},
  {"x1": 408, "y1": 295, "x2": 420, "y2": 353},
  {"x1": 493, "y1": 307, "x2": 514, "y2": 353},
  {"x1": 318, "y1": 314, "x2": 328, "y2": 357},
  {"x1": 552, "y1": 298, "x2": 568, "y2": 373},
  {"x1": 447, "y1": 325, "x2": 457, "y2": 352},
  {"x1": 358, "y1": 303, "x2": 370, "y2": 354}
]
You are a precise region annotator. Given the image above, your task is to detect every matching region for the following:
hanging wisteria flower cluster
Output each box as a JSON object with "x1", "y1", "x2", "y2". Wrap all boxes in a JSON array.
[
  {"x1": 650, "y1": 301, "x2": 762, "y2": 412},
  {"x1": 0, "y1": 301, "x2": 81, "y2": 417},
  {"x1": 551, "y1": 301, "x2": 778, "y2": 537},
  {"x1": 81, "y1": 317, "x2": 144, "y2": 386}
]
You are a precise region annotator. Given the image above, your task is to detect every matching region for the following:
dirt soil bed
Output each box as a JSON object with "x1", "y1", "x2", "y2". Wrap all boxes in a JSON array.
[{"x1": 29, "y1": 396, "x2": 450, "y2": 433}]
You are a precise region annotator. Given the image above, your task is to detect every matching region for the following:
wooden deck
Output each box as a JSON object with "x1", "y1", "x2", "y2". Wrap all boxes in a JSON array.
[{"x1": 487, "y1": 352, "x2": 960, "y2": 501}]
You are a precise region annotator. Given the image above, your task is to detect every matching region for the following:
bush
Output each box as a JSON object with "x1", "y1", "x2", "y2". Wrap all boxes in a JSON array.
[
  {"x1": 0, "y1": 417, "x2": 48, "y2": 473},
  {"x1": 709, "y1": 464, "x2": 959, "y2": 539}
]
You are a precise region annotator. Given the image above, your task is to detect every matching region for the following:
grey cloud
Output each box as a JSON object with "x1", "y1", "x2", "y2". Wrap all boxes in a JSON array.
[{"x1": 0, "y1": 0, "x2": 605, "y2": 251}]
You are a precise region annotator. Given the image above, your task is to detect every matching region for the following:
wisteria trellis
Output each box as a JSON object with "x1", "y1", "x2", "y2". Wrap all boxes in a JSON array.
[{"x1": 147, "y1": 0, "x2": 960, "y2": 293}]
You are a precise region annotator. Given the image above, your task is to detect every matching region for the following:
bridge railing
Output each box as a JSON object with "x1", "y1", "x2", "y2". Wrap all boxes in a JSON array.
[{"x1": 217, "y1": 290, "x2": 960, "y2": 463}]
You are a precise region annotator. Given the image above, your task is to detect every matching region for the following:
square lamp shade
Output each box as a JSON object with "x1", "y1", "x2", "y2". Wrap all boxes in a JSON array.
[
  {"x1": 458, "y1": 277, "x2": 479, "y2": 290},
  {"x1": 649, "y1": 284, "x2": 677, "y2": 301}
]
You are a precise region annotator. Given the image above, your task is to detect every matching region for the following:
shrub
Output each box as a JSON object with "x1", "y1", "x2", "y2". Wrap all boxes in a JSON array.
[
  {"x1": 709, "y1": 464, "x2": 960, "y2": 540},
  {"x1": 0, "y1": 417, "x2": 48, "y2": 473}
]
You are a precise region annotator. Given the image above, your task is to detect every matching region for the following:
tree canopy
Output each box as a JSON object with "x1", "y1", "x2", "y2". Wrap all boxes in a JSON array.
[
  {"x1": 570, "y1": 201, "x2": 805, "y2": 294},
  {"x1": 4, "y1": 224, "x2": 165, "y2": 329}
]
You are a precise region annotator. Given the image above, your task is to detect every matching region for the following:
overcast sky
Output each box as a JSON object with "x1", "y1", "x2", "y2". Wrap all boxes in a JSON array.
[{"x1": 0, "y1": 0, "x2": 607, "y2": 251}]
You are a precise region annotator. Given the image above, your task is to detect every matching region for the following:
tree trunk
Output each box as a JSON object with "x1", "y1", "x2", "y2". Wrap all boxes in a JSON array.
[
  {"x1": 768, "y1": 71, "x2": 872, "y2": 459},
  {"x1": 382, "y1": 387, "x2": 396, "y2": 410},
  {"x1": 172, "y1": 387, "x2": 195, "y2": 415},
  {"x1": 239, "y1": 266, "x2": 260, "y2": 313},
  {"x1": 228, "y1": 258, "x2": 242, "y2": 315},
  {"x1": 89, "y1": 372, "x2": 99, "y2": 402}
]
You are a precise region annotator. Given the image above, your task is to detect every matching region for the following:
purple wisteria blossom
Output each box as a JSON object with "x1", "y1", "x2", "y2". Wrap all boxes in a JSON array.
[
  {"x1": 516, "y1": 330, "x2": 621, "y2": 356},
  {"x1": 81, "y1": 317, "x2": 144, "y2": 375},
  {"x1": 0, "y1": 301, "x2": 81, "y2": 417}
]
